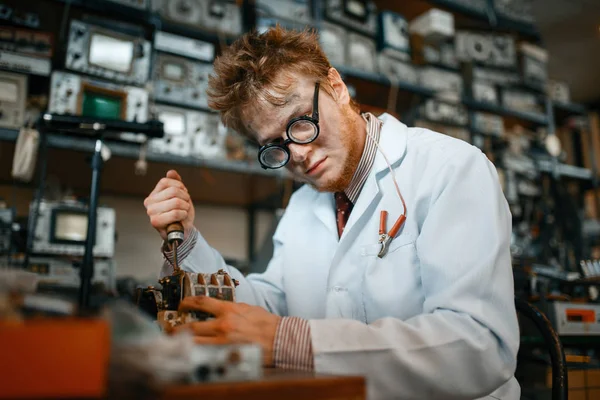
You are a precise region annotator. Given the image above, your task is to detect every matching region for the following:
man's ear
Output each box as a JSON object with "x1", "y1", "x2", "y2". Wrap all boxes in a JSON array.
[{"x1": 327, "y1": 67, "x2": 350, "y2": 105}]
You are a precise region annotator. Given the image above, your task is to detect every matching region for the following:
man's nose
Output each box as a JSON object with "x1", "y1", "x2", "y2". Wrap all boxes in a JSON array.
[{"x1": 288, "y1": 143, "x2": 310, "y2": 164}]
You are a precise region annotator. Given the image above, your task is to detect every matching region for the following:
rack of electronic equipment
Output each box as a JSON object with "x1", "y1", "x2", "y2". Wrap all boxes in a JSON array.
[
  {"x1": 1, "y1": 0, "x2": 600, "y2": 394},
  {"x1": 1, "y1": 0, "x2": 600, "y2": 295}
]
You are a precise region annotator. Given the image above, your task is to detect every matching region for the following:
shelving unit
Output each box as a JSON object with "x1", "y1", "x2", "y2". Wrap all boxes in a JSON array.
[
  {"x1": 463, "y1": 98, "x2": 549, "y2": 126},
  {"x1": 1, "y1": 0, "x2": 591, "y2": 182},
  {"x1": 0, "y1": 128, "x2": 282, "y2": 178},
  {"x1": 335, "y1": 65, "x2": 437, "y2": 97},
  {"x1": 426, "y1": 0, "x2": 541, "y2": 40},
  {"x1": 0, "y1": 0, "x2": 596, "y2": 270}
]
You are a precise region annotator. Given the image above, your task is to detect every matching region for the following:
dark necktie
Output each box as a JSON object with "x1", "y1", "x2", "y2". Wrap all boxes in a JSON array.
[{"x1": 335, "y1": 192, "x2": 354, "y2": 238}]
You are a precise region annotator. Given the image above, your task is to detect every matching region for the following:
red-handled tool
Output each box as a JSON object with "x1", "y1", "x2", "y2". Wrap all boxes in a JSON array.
[{"x1": 378, "y1": 210, "x2": 406, "y2": 258}]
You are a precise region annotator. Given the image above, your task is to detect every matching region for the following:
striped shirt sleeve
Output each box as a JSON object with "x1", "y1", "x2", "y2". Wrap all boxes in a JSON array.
[
  {"x1": 162, "y1": 227, "x2": 199, "y2": 271},
  {"x1": 273, "y1": 317, "x2": 314, "y2": 371}
]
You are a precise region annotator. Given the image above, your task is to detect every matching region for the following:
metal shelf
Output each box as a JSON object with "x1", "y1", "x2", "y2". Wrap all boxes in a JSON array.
[
  {"x1": 335, "y1": 65, "x2": 437, "y2": 97},
  {"x1": 333, "y1": 68, "x2": 550, "y2": 126},
  {"x1": 427, "y1": 0, "x2": 541, "y2": 40},
  {"x1": 0, "y1": 128, "x2": 18, "y2": 142},
  {"x1": 463, "y1": 99, "x2": 549, "y2": 126},
  {"x1": 552, "y1": 101, "x2": 588, "y2": 126},
  {"x1": 552, "y1": 101, "x2": 587, "y2": 116},
  {"x1": 52, "y1": 0, "x2": 240, "y2": 44},
  {"x1": 0, "y1": 128, "x2": 285, "y2": 178},
  {"x1": 426, "y1": 0, "x2": 488, "y2": 19},
  {"x1": 536, "y1": 157, "x2": 593, "y2": 180},
  {"x1": 521, "y1": 335, "x2": 600, "y2": 346}
]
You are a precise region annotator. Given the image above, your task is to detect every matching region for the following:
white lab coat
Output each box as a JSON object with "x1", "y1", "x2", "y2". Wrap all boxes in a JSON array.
[{"x1": 162, "y1": 114, "x2": 520, "y2": 399}]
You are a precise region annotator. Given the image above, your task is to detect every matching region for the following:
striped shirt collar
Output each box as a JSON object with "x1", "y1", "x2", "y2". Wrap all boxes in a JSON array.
[{"x1": 344, "y1": 112, "x2": 382, "y2": 203}]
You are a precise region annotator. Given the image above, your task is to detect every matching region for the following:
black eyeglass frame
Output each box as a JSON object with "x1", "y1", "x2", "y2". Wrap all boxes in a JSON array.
[{"x1": 258, "y1": 82, "x2": 321, "y2": 170}]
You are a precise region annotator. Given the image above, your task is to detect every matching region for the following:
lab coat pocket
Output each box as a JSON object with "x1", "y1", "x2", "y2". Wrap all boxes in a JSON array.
[
  {"x1": 361, "y1": 241, "x2": 423, "y2": 322},
  {"x1": 360, "y1": 237, "x2": 414, "y2": 257}
]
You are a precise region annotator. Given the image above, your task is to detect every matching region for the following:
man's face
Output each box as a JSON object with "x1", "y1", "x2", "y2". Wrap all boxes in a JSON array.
[{"x1": 246, "y1": 73, "x2": 364, "y2": 192}]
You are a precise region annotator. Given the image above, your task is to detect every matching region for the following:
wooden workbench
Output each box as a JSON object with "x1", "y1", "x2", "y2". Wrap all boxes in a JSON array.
[{"x1": 160, "y1": 369, "x2": 366, "y2": 400}]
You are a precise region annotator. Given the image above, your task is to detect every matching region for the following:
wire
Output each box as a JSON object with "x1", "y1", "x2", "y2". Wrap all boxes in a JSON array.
[{"x1": 364, "y1": 116, "x2": 408, "y2": 219}]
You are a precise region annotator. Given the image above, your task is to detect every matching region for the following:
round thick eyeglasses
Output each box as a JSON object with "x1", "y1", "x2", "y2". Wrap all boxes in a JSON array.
[{"x1": 258, "y1": 82, "x2": 320, "y2": 169}]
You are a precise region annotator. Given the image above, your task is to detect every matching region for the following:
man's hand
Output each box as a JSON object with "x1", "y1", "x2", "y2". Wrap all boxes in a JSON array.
[
  {"x1": 172, "y1": 296, "x2": 282, "y2": 366},
  {"x1": 143, "y1": 169, "x2": 195, "y2": 241}
]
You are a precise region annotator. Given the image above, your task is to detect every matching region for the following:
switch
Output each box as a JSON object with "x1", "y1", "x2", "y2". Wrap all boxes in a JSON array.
[
  {"x1": 74, "y1": 27, "x2": 85, "y2": 39},
  {"x1": 135, "y1": 42, "x2": 145, "y2": 58},
  {"x1": 0, "y1": 5, "x2": 11, "y2": 20},
  {"x1": 177, "y1": 0, "x2": 194, "y2": 14}
]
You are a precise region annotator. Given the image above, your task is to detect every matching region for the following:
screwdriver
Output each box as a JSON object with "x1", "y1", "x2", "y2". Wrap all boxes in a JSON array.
[{"x1": 167, "y1": 221, "x2": 185, "y2": 272}]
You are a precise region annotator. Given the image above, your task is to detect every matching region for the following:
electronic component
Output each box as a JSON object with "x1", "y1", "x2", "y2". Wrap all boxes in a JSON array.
[
  {"x1": 0, "y1": 27, "x2": 53, "y2": 58},
  {"x1": 189, "y1": 344, "x2": 262, "y2": 383},
  {"x1": 493, "y1": 0, "x2": 534, "y2": 24},
  {"x1": 152, "y1": 53, "x2": 212, "y2": 110},
  {"x1": 420, "y1": 99, "x2": 468, "y2": 126},
  {"x1": 66, "y1": 20, "x2": 151, "y2": 86},
  {"x1": 26, "y1": 257, "x2": 116, "y2": 292},
  {"x1": 547, "y1": 80, "x2": 570, "y2": 104},
  {"x1": 409, "y1": 9, "x2": 454, "y2": 42},
  {"x1": 0, "y1": 50, "x2": 51, "y2": 76},
  {"x1": 473, "y1": 112, "x2": 504, "y2": 137},
  {"x1": 501, "y1": 88, "x2": 543, "y2": 114},
  {"x1": 519, "y1": 42, "x2": 548, "y2": 90},
  {"x1": 472, "y1": 80, "x2": 498, "y2": 104},
  {"x1": 256, "y1": 16, "x2": 307, "y2": 34},
  {"x1": 377, "y1": 10, "x2": 410, "y2": 62},
  {"x1": 151, "y1": 0, "x2": 243, "y2": 37},
  {"x1": 319, "y1": 21, "x2": 347, "y2": 66},
  {"x1": 256, "y1": 0, "x2": 313, "y2": 26},
  {"x1": 191, "y1": 111, "x2": 227, "y2": 159},
  {"x1": 105, "y1": 0, "x2": 149, "y2": 10},
  {"x1": 415, "y1": 119, "x2": 470, "y2": 143},
  {"x1": 377, "y1": 54, "x2": 418, "y2": 84},
  {"x1": 0, "y1": 207, "x2": 13, "y2": 254},
  {"x1": 49, "y1": 71, "x2": 149, "y2": 123},
  {"x1": 324, "y1": 0, "x2": 378, "y2": 37},
  {"x1": 0, "y1": 70, "x2": 27, "y2": 129},
  {"x1": 347, "y1": 33, "x2": 377, "y2": 73},
  {"x1": 30, "y1": 200, "x2": 116, "y2": 258},
  {"x1": 150, "y1": 106, "x2": 226, "y2": 159},
  {"x1": 136, "y1": 269, "x2": 238, "y2": 329},
  {"x1": 419, "y1": 66, "x2": 462, "y2": 95},
  {"x1": 0, "y1": 3, "x2": 40, "y2": 28},
  {"x1": 544, "y1": 133, "x2": 561, "y2": 158},
  {"x1": 448, "y1": 0, "x2": 488, "y2": 12},
  {"x1": 455, "y1": 31, "x2": 516, "y2": 68},
  {"x1": 546, "y1": 302, "x2": 600, "y2": 336},
  {"x1": 472, "y1": 66, "x2": 520, "y2": 86},
  {"x1": 421, "y1": 42, "x2": 459, "y2": 69},
  {"x1": 154, "y1": 31, "x2": 215, "y2": 62},
  {"x1": 150, "y1": 104, "x2": 193, "y2": 156}
]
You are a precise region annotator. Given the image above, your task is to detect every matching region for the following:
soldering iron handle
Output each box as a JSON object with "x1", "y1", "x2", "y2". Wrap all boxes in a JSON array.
[{"x1": 166, "y1": 221, "x2": 185, "y2": 245}]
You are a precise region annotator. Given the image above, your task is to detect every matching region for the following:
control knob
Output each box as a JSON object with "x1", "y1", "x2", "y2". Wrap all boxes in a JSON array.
[{"x1": 74, "y1": 27, "x2": 86, "y2": 39}]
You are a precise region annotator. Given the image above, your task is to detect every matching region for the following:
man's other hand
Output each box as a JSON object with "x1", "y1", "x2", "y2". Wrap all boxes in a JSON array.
[{"x1": 172, "y1": 296, "x2": 282, "y2": 366}]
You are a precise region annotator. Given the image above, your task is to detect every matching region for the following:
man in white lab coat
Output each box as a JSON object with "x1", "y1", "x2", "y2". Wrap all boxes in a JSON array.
[{"x1": 143, "y1": 26, "x2": 520, "y2": 399}]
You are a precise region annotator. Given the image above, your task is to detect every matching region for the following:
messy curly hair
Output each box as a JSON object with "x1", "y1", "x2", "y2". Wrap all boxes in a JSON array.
[{"x1": 207, "y1": 25, "x2": 337, "y2": 139}]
